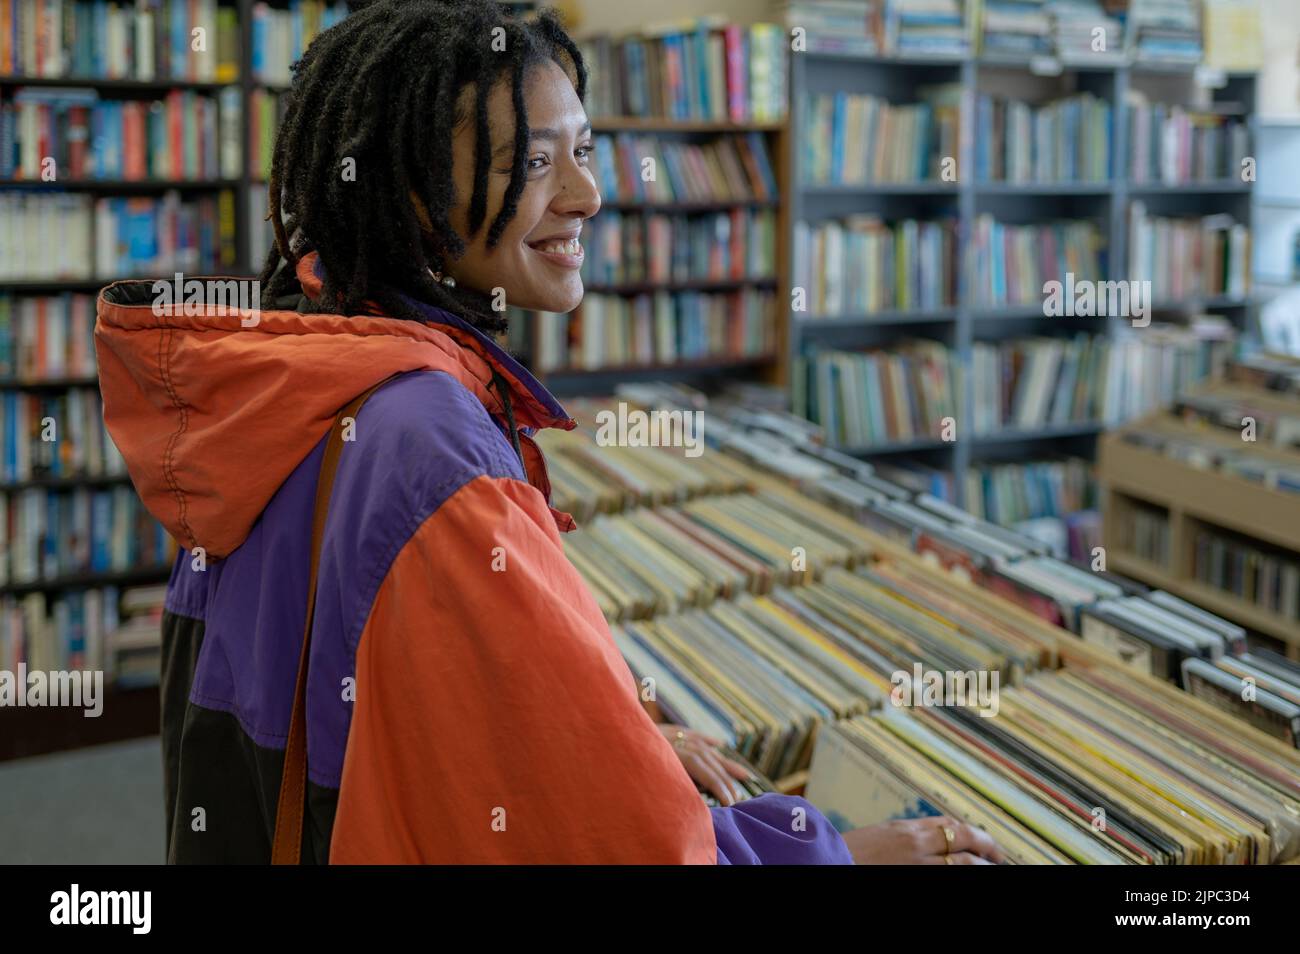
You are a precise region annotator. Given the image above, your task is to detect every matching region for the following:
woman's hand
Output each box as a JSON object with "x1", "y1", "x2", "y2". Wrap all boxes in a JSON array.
[
  {"x1": 658, "y1": 724, "x2": 753, "y2": 806},
  {"x1": 840, "y1": 817, "x2": 1006, "y2": 865}
]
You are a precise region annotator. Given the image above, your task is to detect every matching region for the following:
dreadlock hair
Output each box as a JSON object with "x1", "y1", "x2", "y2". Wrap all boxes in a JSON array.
[{"x1": 259, "y1": 0, "x2": 588, "y2": 333}]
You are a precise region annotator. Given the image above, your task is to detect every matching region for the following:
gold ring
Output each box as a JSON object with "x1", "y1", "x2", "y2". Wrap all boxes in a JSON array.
[
  {"x1": 941, "y1": 824, "x2": 956, "y2": 854},
  {"x1": 673, "y1": 730, "x2": 687, "y2": 750},
  {"x1": 944, "y1": 854, "x2": 954, "y2": 865}
]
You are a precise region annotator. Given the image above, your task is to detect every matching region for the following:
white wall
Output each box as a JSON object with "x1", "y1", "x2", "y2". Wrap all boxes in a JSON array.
[{"x1": 1260, "y1": 0, "x2": 1300, "y2": 117}]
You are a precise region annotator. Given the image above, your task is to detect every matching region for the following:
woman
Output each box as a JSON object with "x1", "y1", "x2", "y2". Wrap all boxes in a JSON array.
[{"x1": 95, "y1": 0, "x2": 1001, "y2": 865}]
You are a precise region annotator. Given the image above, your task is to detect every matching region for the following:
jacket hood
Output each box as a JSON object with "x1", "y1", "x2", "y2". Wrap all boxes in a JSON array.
[{"x1": 95, "y1": 253, "x2": 573, "y2": 559}]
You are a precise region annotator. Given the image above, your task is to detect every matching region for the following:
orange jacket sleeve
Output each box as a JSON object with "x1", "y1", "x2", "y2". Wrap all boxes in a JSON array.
[{"x1": 329, "y1": 474, "x2": 718, "y2": 863}]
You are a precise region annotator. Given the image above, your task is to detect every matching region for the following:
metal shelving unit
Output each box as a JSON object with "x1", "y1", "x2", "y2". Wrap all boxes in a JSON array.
[{"x1": 786, "y1": 49, "x2": 1259, "y2": 508}]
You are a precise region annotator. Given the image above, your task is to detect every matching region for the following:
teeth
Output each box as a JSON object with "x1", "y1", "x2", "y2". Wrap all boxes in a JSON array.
[{"x1": 538, "y1": 239, "x2": 581, "y2": 256}]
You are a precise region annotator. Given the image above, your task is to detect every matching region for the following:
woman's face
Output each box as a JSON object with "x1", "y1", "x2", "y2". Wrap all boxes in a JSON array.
[{"x1": 445, "y1": 59, "x2": 600, "y2": 314}]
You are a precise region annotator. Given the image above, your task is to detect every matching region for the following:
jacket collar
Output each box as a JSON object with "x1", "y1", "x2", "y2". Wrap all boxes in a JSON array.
[{"x1": 297, "y1": 252, "x2": 573, "y2": 433}]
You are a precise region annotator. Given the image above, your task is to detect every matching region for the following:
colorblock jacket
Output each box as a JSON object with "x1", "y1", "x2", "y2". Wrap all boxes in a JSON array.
[{"x1": 94, "y1": 253, "x2": 852, "y2": 864}]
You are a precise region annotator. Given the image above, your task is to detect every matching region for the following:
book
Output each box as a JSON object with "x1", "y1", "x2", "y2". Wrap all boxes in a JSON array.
[
  {"x1": 801, "y1": 85, "x2": 962, "y2": 184},
  {"x1": 582, "y1": 208, "x2": 776, "y2": 286},
  {"x1": 537, "y1": 288, "x2": 774, "y2": 372},
  {"x1": 1, "y1": 86, "x2": 241, "y2": 181},
  {"x1": 0, "y1": 292, "x2": 97, "y2": 380},
  {"x1": 783, "y1": 0, "x2": 882, "y2": 56},
  {"x1": 250, "y1": 0, "x2": 350, "y2": 87},
  {"x1": 1126, "y1": 0, "x2": 1204, "y2": 65},
  {"x1": 793, "y1": 339, "x2": 961, "y2": 448},
  {"x1": 0, "y1": 0, "x2": 237, "y2": 81},
  {"x1": 1126, "y1": 91, "x2": 1251, "y2": 184},
  {"x1": 589, "y1": 132, "x2": 777, "y2": 204},
  {"x1": 965, "y1": 215, "x2": 1103, "y2": 308},
  {"x1": 794, "y1": 216, "x2": 959, "y2": 315},
  {"x1": 974, "y1": 91, "x2": 1111, "y2": 183},
  {"x1": 0, "y1": 485, "x2": 174, "y2": 584},
  {"x1": 579, "y1": 20, "x2": 788, "y2": 122}
]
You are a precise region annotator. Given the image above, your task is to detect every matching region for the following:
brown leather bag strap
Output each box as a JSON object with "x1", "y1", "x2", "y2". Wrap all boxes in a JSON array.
[{"x1": 271, "y1": 380, "x2": 390, "y2": 865}]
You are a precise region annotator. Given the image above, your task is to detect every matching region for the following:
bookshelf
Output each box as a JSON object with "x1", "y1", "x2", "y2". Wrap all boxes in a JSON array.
[
  {"x1": 527, "y1": 24, "x2": 790, "y2": 396},
  {"x1": 786, "y1": 48, "x2": 1260, "y2": 514},
  {"x1": 1099, "y1": 406, "x2": 1300, "y2": 653},
  {"x1": 0, "y1": 0, "x2": 271, "y2": 759}
]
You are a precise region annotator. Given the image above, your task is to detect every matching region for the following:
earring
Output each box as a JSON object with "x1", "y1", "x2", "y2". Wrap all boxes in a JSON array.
[{"x1": 429, "y1": 267, "x2": 456, "y2": 288}]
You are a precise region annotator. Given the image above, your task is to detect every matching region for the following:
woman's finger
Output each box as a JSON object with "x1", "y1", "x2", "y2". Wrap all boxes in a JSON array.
[
  {"x1": 689, "y1": 747, "x2": 746, "y2": 803},
  {"x1": 932, "y1": 818, "x2": 1004, "y2": 864},
  {"x1": 924, "y1": 851, "x2": 993, "y2": 865},
  {"x1": 685, "y1": 753, "x2": 739, "y2": 806}
]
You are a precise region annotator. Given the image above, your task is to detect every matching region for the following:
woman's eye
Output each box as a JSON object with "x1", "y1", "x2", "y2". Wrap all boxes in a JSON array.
[
  {"x1": 527, "y1": 155, "x2": 549, "y2": 171},
  {"x1": 575, "y1": 144, "x2": 593, "y2": 163}
]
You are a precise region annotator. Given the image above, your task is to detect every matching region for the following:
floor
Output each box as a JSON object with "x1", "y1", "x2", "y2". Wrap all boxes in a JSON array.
[{"x1": 0, "y1": 736, "x2": 164, "y2": 864}]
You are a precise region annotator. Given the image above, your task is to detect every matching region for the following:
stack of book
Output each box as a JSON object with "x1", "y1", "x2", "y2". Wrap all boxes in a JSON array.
[
  {"x1": 250, "y1": 0, "x2": 350, "y2": 87},
  {"x1": 0, "y1": 293, "x2": 98, "y2": 380},
  {"x1": 589, "y1": 133, "x2": 777, "y2": 204},
  {"x1": 979, "y1": 0, "x2": 1053, "y2": 59},
  {"x1": 538, "y1": 288, "x2": 774, "y2": 372},
  {"x1": 964, "y1": 216, "x2": 1103, "y2": 309},
  {"x1": 1107, "y1": 318, "x2": 1237, "y2": 414},
  {"x1": 973, "y1": 92, "x2": 1112, "y2": 183},
  {"x1": 1129, "y1": 205, "x2": 1251, "y2": 302},
  {"x1": 1191, "y1": 524, "x2": 1300, "y2": 623},
  {"x1": 579, "y1": 20, "x2": 787, "y2": 122},
  {"x1": 783, "y1": 0, "x2": 881, "y2": 56},
  {"x1": 0, "y1": 485, "x2": 176, "y2": 585},
  {"x1": 0, "y1": 0, "x2": 240, "y2": 81},
  {"x1": 0, "y1": 587, "x2": 119, "y2": 676},
  {"x1": 794, "y1": 339, "x2": 961, "y2": 448},
  {"x1": 793, "y1": 216, "x2": 959, "y2": 315},
  {"x1": 1118, "y1": 429, "x2": 1300, "y2": 495},
  {"x1": 971, "y1": 326, "x2": 1231, "y2": 435},
  {"x1": 1, "y1": 86, "x2": 241, "y2": 181},
  {"x1": 1126, "y1": 0, "x2": 1203, "y2": 65},
  {"x1": 1118, "y1": 497, "x2": 1172, "y2": 565},
  {"x1": 0, "y1": 390, "x2": 125, "y2": 482},
  {"x1": 0, "y1": 192, "x2": 93, "y2": 280},
  {"x1": 1229, "y1": 352, "x2": 1300, "y2": 396},
  {"x1": 93, "y1": 189, "x2": 237, "y2": 278},
  {"x1": 964, "y1": 456, "x2": 1095, "y2": 528},
  {"x1": 1174, "y1": 387, "x2": 1300, "y2": 450},
  {"x1": 884, "y1": 0, "x2": 970, "y2": 57},
  {"x1": 801, "y1": 85, "x2": 962, "y2": 184},
  {"x1": 1127, "y1": 93, "x2": 1251, "y2": 184},
  {"x1": 1048, "y1": 0, "x2": 1124, "y2": 63},
  {"x1": 104, "y1": 584, "x2": 166, "y2": 688},
  {"x1": 582, "y1": 209, "x2": 776, "y2": 286},
  {"x1": 0, "y1": 189, "x2": 237, "y2": 280}
]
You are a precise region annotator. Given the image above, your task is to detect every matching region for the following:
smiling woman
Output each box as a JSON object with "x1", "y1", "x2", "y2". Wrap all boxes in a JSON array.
[
  {"x1": 259, "y1": 0, "x2": 598, "y2": 329},
  {"x1": 91, "y1": 0, "x2": 1000, "y2": 867}
]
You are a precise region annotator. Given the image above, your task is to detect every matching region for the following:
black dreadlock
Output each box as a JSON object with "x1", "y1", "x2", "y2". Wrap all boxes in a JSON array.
[{"x1": 259, "y1": 0, "x2": 588, "y2": 333}]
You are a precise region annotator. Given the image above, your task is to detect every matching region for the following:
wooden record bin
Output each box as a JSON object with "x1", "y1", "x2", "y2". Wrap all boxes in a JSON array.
[{"x1": 1098, "y1": 390, "x2": 1300, "y2": 657}]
